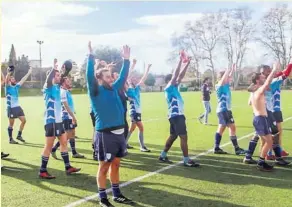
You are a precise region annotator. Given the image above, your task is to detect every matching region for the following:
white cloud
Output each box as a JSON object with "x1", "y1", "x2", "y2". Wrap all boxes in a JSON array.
[
  {"x1": 2, "y1": 2, "x2": 290, "y2": 76},
  {"x1": 1, "y1": 6, "x2": 203, "y2": 74}
]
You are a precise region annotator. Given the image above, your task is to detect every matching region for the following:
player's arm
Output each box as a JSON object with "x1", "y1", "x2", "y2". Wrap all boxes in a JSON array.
[
  {"x1": 167, "y1": 57, "x2": 182, "y2": 87},
  {"x1": 113, "y1": 45, "x2": 130, "y2": 90},
  {"x1": 44, "y1": 59, "x2": 59, "y2": 88},
  {"x1": 64, "y1": 101, "x2": 77, "y2": 124},
  {"x1": 177, "y1": 57, "x2": 191, "y2": 84},
  {"x1": 86, "y1": 41, "x2": 99, "y2": 95},
  {"x1": 18, "y1": 66, "x2": 32, "y2": 86},
  {"x1": 127, "y1": 59, "x2": 137, "y2": 80},
  {"x1": 5, "y1": 67, "x2": 13, "y2": 85},
  {"x1": 257, "y1": 63, "x2": 279, "y2": 95},
  {"x1": 217, "y1": 64, "x2": 234, "y2": 86},
  {"x1": 137, "y1": 64, "x2": 151, "y2": 86},
  {"x1": 275, "y1": 63, "x2": 292, "y2": 78}
]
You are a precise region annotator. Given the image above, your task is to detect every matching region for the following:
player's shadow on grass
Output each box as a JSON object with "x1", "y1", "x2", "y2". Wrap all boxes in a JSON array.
[
  {"x1": 120, "y1": 181, "x2": 248, "y2": 207},
  {"x1": 1, "y1": 159, "x2": 99, "y2": 205},
  {"x1": 158, "y1": 154, "x2": 292, "y2": 190}
]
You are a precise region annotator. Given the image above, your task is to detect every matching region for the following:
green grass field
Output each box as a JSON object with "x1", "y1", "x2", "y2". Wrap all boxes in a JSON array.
[{"x1": 1, "y1": 91, "x2": 292, "y2": 207}]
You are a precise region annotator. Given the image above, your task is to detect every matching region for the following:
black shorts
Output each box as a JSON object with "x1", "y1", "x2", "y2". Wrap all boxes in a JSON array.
[
  {"x1": 169, "y1": 115, "x2": 187, "y2": 137},
  {"x1": 130, "y1": 113, "x2": 142, "y2": 123},
  {"x1": 44, "y1": 123, "x2": 65, "y2": 137},
  {"x1": 273, "y1": 111, "x2": 283, "y2": 123},
  {"x1": 217, "y1": 110, "x2": 235, "y2": 126},
  {"x1": 94, "y1": 131, "x2": 126, "y2": 162},
  {"x1": 7, "y1": 106, "x2": 25, "y2": 119},
  {"x1": 253, "y1": 116, "x2": 272, "y2": 136},
  {"x1": 63, "y1": 119, "x2": 77, "y2": 131},
  {"x1": 267, "y1": 110, "x2": 278, "y2": 134},
  {"x1": 90, "y1": 112, "x2": 95, "y2": 127}
]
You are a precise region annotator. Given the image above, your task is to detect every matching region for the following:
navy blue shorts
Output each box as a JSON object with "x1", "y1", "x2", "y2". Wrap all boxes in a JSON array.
[
  {"x1": 90, "y1": 112, "x2": 95, "y2": 127},
  {"x1": 130, "y1": 113, "x2": 142, "y2": 123},
  {"x1": 169, "y1": 115, "x2": 187, "y2": 137},
  {"x1": 217, "y1": 110, "x2": 235, "y2": 126},
  {"x1": 94, "y1": 131, "x2": 126, "y2": 162},
  {"x1": 253, "y1": 116, "x2": 272, "y2": 136},
  {"x1": 267, "y1": 110, "x2": 278, "y2": 134},
  {"x1": 273, "y1": 111, "x2": 283, "y2": 123},
  {"x1": 63, "y1": 119, "x2": 77, "y2": 131},
  {"x1": 7, "y1": 106, "x2": 25, "y2": 119},
  {"x1": 44, "y1": 123, "x2": 65, "y2": 137}
]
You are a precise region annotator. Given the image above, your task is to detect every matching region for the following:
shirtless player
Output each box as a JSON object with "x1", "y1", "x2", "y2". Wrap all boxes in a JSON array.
[{"x1": 250, "y1": 63, "x2": 290, "y2": 171}]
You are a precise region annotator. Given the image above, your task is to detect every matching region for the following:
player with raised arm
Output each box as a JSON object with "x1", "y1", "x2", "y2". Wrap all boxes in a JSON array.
[
  {"x1": 5, "y1": 65, "x2": 32, "y2": 144},
  {"x1": 158, "y1": 50, "x2": 200, "y2": 167},
  {"x1": 87, "y1": 41, "x2": 133, "y2": 207},
  {"x1": 125, "y1": 63, "x2": 152, "y2": 152},
  {"x1": 250, "y1": 63, "x2": 290, "y2": 171},
  {"x1": 39, "y1": 59, "x2": 81, "y2": 179},
  {"x1": 213, "y1": 64, "x2": 246, "y2": 155},
  {"x1": 244, "y1": 63, "x2": 292, "y2": 163},
  {"x1": 51, "y1": 76, "x2": 84, "y2": 159},
  {"x1": 271, "y1": 63, "x2": 292, "y2": 157}
]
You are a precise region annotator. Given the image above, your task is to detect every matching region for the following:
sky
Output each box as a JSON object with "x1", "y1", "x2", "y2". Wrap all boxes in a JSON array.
[{"x1": 1, "y1": 1, "x2": 291, "y2": 74}]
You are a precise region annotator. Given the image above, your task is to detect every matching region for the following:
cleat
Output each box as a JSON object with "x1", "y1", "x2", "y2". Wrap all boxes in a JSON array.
[
  {"x1": 9, "y1": 139, "x2": 18, "y2": 144},
  {"x1": 51, "y1": 151, "x2": 58, "y2": 159},
  {"x1": 113, "y1": 194, "x2": 134, "y2": 204},
  {"x1": 126, "y1": 144, "x2": 134, "y2": 149},
  {"x1": 235, "y1": 147, "x2": 246, "y2": 155},
  {"x1": 99, "y1": 198, "x2": 115, "y2": 207},
  {"x1": 159, "y1": 156, "x2": 173, "y2": 164},
  {"x1": 281, "y1": 150, "x2": 289, "y2": 157},
  {"x1": 72, "y1": 153, "x2": 85, "y2": 158},
  {"x1": 257, "y1": 162, "x2": 273, "y2": 172},
  {"x1": 16, "y1": 136, "x2": 25, "y2": 142},
  {"x1": 197, "y1": 117, "x2": 203, "y2": 124},
  {"x1": 39, "y1": 171, "x2": 56, "y2": 179},
  {"x1": 184, "y1": 159, "x2": 200, "y2": 167},
  {"x1": 214, "y1": 148, "x2": 228, "y2": 154},
  {"x1": 243, "y1": 157, "x2": 257, "y2": 164},
  {"x1": 66, "y1": 167, "x2": 81, "y2": 175},
  {"x1": 275, "y1": 158, "x2": 291, "y2": 166},
  {"x1": 140, "y1": 147, "x2": 151, "y2": 152},
  {"x1": 1, "y1": 152, "x2": 10, "y2": 159},
  {"x1": 265, "y1": 155, "x2": 275, "y2": 160}
]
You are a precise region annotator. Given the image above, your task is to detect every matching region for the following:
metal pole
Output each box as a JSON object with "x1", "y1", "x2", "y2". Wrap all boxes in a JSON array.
[{"x1": 37, "y1": 40, "x2": 44, "y2": 87}]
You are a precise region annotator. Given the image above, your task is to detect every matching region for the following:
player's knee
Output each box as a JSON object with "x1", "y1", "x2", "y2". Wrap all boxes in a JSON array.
[
  {"x1": 179, "y1": 135, "x2": 188, "y2": 141},
  {"x1": 252, "y1": 135, "x2": 259, "y2": 142},
  {"x1": 170, "y1": 135, "x2": 178, "y2": 140},
  {"x1": 98, "y1": 164, "x2": 110, "y2": 175}
]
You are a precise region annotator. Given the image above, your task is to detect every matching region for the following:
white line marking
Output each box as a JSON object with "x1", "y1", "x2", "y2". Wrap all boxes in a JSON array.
[{"x1": 65, "y1": 117, "x2": 292, "y2": 207}]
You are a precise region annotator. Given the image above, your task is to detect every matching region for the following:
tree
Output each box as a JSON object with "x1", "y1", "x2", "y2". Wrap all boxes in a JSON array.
[
  {"x1": 81, "y1": 45, "x2": 124, "y2": 87},
  {"x1": 94, "y1": 46, "x2": 123, "y2": 73},
  {"x1": 14, "y1": 54, "x2": 30, "y2": 81},
  {"x1": 171, "y1": 32, "x2": 202, "y2": 79},
  {"x1": 182, "y1": 13, "x2": 222, "y2": 86},
  {"x1": 256, "y1": 4, "x2": 292, "y2": 68},
  {"x1": 8, "y1": 44, "x2": 16, "y2": 68},
  {"x1": 144, "y1": 73, "x2": 156, "y2": 87},
  {"x1": 220, "y1": 7, "x2": 254, "y2": 89}
]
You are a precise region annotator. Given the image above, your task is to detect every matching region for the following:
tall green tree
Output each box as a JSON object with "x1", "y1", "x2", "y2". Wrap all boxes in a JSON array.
[
  {"x1": 8, "y1": 44, "x2": 17, "y2": 67},
  {"x1": 144, "y1": 73, "x2": 156, "y2": 87}
]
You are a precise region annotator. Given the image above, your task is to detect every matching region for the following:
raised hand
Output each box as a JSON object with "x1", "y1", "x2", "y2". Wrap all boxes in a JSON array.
[
  {"x1": 133, "y1": 59, "x2": 137, "y2": 65},
  {"x1": 147, "y1": 64, "x2": 152, "y2": 71},
  {"x1": 122, "y1": 45, "x2": 131, "y2": 60}
]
